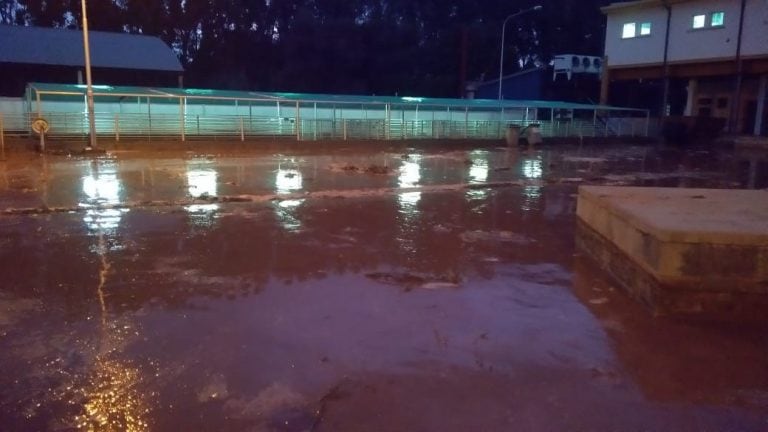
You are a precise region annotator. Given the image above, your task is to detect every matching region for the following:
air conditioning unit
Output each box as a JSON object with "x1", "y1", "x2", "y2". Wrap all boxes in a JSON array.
[{"x1": 553, "y1": 54, "x2": 603, "y2": 81}]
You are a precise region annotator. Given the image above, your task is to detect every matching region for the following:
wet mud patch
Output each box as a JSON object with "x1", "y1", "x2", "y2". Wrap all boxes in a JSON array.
[
  {"x1": 460, "y1": 230, "x2": 534, "y2": 245},
  {"x1": 327, "y1": 163, "x2": 395, "y2": 176},
  {"x1": 365, "y1": 271, "x2": 461, "y2": 291},
  {"x1": 222, "y1": 383, "x2": 324, "y2": 432}
]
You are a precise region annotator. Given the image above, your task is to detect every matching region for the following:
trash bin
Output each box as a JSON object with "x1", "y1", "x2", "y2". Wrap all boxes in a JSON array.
[
  {"x1": 505, "y1": 125, "x2": 521, "y2": 147},
  {"x1": 525, "y1": 123, "x2": 542, "y2": 146}
]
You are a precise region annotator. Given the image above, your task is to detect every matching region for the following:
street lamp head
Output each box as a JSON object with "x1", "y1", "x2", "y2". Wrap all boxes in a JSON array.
[{"x1": 497, "y1": 4, "x2": 544, "y2": 100}]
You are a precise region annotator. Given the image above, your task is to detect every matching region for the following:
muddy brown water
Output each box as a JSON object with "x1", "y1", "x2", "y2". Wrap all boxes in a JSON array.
[{"x1": 0, "y1": 143, "x2": 766, "y2": 431}]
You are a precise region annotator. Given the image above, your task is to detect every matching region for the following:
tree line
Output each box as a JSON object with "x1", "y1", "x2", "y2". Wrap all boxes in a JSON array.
[{"x1": 0, "y1": 0, "x2": 617, "y2": 96}]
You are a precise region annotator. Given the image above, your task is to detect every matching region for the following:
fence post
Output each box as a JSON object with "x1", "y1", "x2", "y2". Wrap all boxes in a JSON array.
[
  {"x1": 385, "y1": 104, "x2": 391, "y2": 140},
  {"x1": 463, "y1": 107, "x2": 468, "y2": 139},
  {"x1": 0, "y1": 113, "x2": 5, "y2": 160},
  {"x1": 147, "y1": 97, "x2": 152, "y2": 138},
  {"x1": 295, "y1": 101, "x2": 301, "y2": 141},
  {"x1": 240, "y1": 117, "x2": 244, "y2": 141},
  {"x1": 645, "y1": 110, "x2": 651, "y2": 137},
  {"x1": 114, "y1": 114, "x2": 120, "y2": 142},
  {"x1": 180, "y1": 97, "x2": 185, "y2": 142},
  {"x1": 592, "y1": 109, "x2": 597, "y2": 137},
  {"x1": 343, "y1": 119, "x2": 348, "y2": 141}
]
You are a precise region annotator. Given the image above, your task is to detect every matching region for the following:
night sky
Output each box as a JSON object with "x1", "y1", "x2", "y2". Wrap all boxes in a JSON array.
[{"x1": 1, "y1": 0, "x2": 620, "y2": 95}]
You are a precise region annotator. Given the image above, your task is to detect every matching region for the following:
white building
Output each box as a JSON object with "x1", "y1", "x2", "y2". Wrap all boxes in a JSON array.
[{"x1": 601, "y1": 0, "x2": 768, "y2": 136}]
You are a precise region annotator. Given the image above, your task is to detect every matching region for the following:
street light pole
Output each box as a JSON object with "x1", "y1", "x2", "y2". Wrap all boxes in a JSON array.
[
  {"x1": 498, "y1": 5, "x2": 543, "y2": 100},
  {"x1": 81, "y1": 0, "x2": 97, "y2": 150}
]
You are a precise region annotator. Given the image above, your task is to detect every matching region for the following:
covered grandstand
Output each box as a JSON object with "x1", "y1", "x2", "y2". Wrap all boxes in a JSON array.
[{"x1": 0, "y1": 83, "x2": 652, "y2": 141}]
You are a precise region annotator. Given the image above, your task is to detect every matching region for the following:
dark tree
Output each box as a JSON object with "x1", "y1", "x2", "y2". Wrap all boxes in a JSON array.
[{"x1": 3, "y1": 0, "x2": 618, "y2": 96}]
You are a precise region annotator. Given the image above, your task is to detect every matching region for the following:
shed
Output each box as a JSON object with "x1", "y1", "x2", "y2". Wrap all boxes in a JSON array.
[{"x1": 0, "y1": 25, "x2": 183, "y2": 96}]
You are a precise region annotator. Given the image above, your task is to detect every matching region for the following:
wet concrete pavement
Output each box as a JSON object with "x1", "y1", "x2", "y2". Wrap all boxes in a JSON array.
[{"x1": 0, "y1": 143, "x2": 767, "y2": 431}]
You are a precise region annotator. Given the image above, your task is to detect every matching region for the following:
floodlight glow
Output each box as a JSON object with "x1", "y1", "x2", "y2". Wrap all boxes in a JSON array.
[{"x1": 76, "y1": 84, "x2": 113, "y2": 90}]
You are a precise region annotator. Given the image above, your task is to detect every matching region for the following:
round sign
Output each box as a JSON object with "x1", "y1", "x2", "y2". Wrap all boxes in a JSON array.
[{"x1": 31, "y1": 118, "x2": 50, "y2": 134}]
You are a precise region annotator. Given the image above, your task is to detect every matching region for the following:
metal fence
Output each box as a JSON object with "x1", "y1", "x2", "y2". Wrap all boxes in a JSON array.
[{"x1": 0, "y1": 111, "x2": 652, "y2": 142}]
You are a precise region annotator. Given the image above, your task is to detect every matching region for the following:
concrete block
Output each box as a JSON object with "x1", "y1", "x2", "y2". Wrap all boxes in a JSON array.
[{"x1": 576, "y1": 186, "x2": 768, "y2": 317}]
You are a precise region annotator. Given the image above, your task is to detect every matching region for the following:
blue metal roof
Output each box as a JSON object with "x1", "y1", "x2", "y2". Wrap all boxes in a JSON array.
[
  {"x1": 29, "y1": 82, "x2": 646, "y2": 112},
  {"x1": 0, "y1": 25, "x2": 183, "y2": 72}
]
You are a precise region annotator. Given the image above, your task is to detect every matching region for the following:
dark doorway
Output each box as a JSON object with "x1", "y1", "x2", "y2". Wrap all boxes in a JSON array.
[{"x1": 744, "y1": 100, "x2": 757, "y2": 134}]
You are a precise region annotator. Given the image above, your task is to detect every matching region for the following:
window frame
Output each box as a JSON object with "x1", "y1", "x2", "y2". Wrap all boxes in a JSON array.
[
  {"x1": 692, "y1": 14, "x2": 707, "y2": 29},
  {"x1": 710, "y1": 11, "x2": 725, "y2": 27},
  {"x1": 639, "y1": 22, "x2": 652, "y2": 36},
  {"x1": 621, "y1": 21, "x2": 652, "y2": 39},
  {"x1": 622, "y1": 22, "x2": 637, "y2": 39}
]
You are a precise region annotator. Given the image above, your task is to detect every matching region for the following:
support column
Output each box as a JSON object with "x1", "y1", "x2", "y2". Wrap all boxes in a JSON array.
[
  {"x1": 296, "y1": 101, "x2": 301, "y2": 141},
  {"x1": 147, "y1": 97, "x2": 152, "y2": 140},
  {"x1": 180, "y1": 97, "x2": 186, "y2": 141},
  {"x1": 684, "y1": 78, "x2": 698, "y2": 116},
  {"x1": 464, "y1": 106, "x2": 469, "y2": 138},
  {"x1": 755, "y1": 74, "x2": 767, "y2": 136},
  {"x1": 314, "y1": 102, "x2": 318, "y2": 141},
  {"x1": 385, "y1": 103, "x2": 391, "y2": 140},
  {"x1": 599, "y1": 59, "x2": 610, "y2": 106}
]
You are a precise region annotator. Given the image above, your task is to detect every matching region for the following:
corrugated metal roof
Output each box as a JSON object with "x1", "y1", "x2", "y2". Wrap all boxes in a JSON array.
[
  {"x1": 28, "y1": 82, "x2": 646, "y2": 112},
  {"x1": 0, "y1": 25, "x2": 183, "y2": 72}
]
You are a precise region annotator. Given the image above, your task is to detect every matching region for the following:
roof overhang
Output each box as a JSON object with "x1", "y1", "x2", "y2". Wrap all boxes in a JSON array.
[
  {"x1": 26, "y1": 82, "x2": 648, "y2": 113},
  {"x1": 601, "y1": 0, "x2": 691, "y2": 14}
]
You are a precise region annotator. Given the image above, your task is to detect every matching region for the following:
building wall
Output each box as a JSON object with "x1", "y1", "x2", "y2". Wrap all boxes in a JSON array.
[
  {"x1": 474, "y1": 71, "x2": 544, "y2": 100},
  {"x1": 605, "y1": 0, "x2": 768, "y2": 68},
  {"x1": 667, "y1": 0, "x2": 743, "y2": 62},
  {"x1": 605, "y1": 6, "x2": 668, "y2": 66},
  {"x1": 742, "y1": 0, "x2": 768, "y2": 57}
]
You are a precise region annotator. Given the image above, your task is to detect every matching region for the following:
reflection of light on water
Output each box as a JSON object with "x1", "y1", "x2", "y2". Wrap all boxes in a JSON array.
[
  {"x1": 78, "y1": 161, "x2": 149, "y2": 431},
  {"x1": 83, "y1": 173, "x2": 120, "y2": 204},
  {"x1": 399, "y1": 157, "x2": 421, "y2": 188},
  {"x1": 398, "y1": 156, "x2": 422, "y2": 208},
  {"x1": 275, "y1": 166, "x2": 304, "y2": 231},
  {"x1": 81, "y1": 160, "x2": 129, "y2": 233},
  {"x1": 279, "y1": 199, "x2": 304, "y2": 208},
  {"x1": 521, "y1": 157, "x2": 543, "y2": 211},
  {"x1": 185, "y1": 161, "x2": 219, "y2": 226},
  {"x1": 187, "y1": 165, "x2": 217, "y2": 198},
  {"x1": 468, "y1": 150, "x2": 489, "y2": 183},
  {"x1": 76, "y1": 355, "x2": 149, "y2": 432},
  {"x1": 522, "y1": 158, "x2": 543, "y2": 179},
  {"x1": 397, "y1": 156, "x2": 422, "y2": 253},
  {"x1": 522, "y1": 185, "x2": 542, "y2": 211},
  {"x1": 84, "y1": 209, "x2": 126, "y2": 232},
  {"x1": 467, "y1": 150, "x2": 489, "y2": 201},
  {"x1": 399, "y1": 191, "x2": 421, "y2": 207},
  {"x1": 186, "y1": 203, "x2": 219, "y2": 213},
  {"x1": 276, "y1": 168, "x2": 303, "y2": 194}
]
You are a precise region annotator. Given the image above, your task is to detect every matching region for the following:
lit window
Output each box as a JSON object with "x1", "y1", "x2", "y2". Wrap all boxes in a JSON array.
[
  {"x1": 692, "y1": 14, "x2": 706, "y2": 29},
  {"x1": 622, "y1": 22, "x2": 636, "y2": 39},
  {"x1": 711, "y1": 12, "x2": 725, "y2": 27},
  {"x1": 640, "y1": 22, "x2": 652, "y2": 35}
]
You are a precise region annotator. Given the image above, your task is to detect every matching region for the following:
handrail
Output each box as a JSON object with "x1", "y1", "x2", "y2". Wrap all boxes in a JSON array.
[{"x1": 0, "y1": 111, "x2": 652, "y2": 142}]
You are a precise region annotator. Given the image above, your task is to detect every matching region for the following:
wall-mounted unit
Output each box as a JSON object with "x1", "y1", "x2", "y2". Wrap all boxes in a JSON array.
[{"x1": 553, "y1": 55, "x2": 603, "y2": 81}]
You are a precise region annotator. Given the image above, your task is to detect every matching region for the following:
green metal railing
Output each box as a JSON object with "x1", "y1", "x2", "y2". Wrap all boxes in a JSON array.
[{"x1": 0, "y1": 111, "x2": 654, "y2": 142}]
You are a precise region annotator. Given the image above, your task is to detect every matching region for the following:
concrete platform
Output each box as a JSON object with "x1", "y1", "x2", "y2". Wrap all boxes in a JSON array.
[{"x1": 576, "y1": 186, "x2": 768, "y2": 317}]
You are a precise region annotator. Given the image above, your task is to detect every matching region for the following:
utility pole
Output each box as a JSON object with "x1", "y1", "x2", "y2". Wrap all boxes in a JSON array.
[
  {"x1": 81, "y1": 0, "x2": 97, "y2": 150},
  {"x1": 498, "y1": 5, "x2": 543, "y2": 100}
]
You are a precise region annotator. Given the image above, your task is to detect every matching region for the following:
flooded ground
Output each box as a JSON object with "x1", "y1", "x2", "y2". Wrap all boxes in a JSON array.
[{"x1": 0, "y1": 143, "x2": 767, "y2": 431}]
